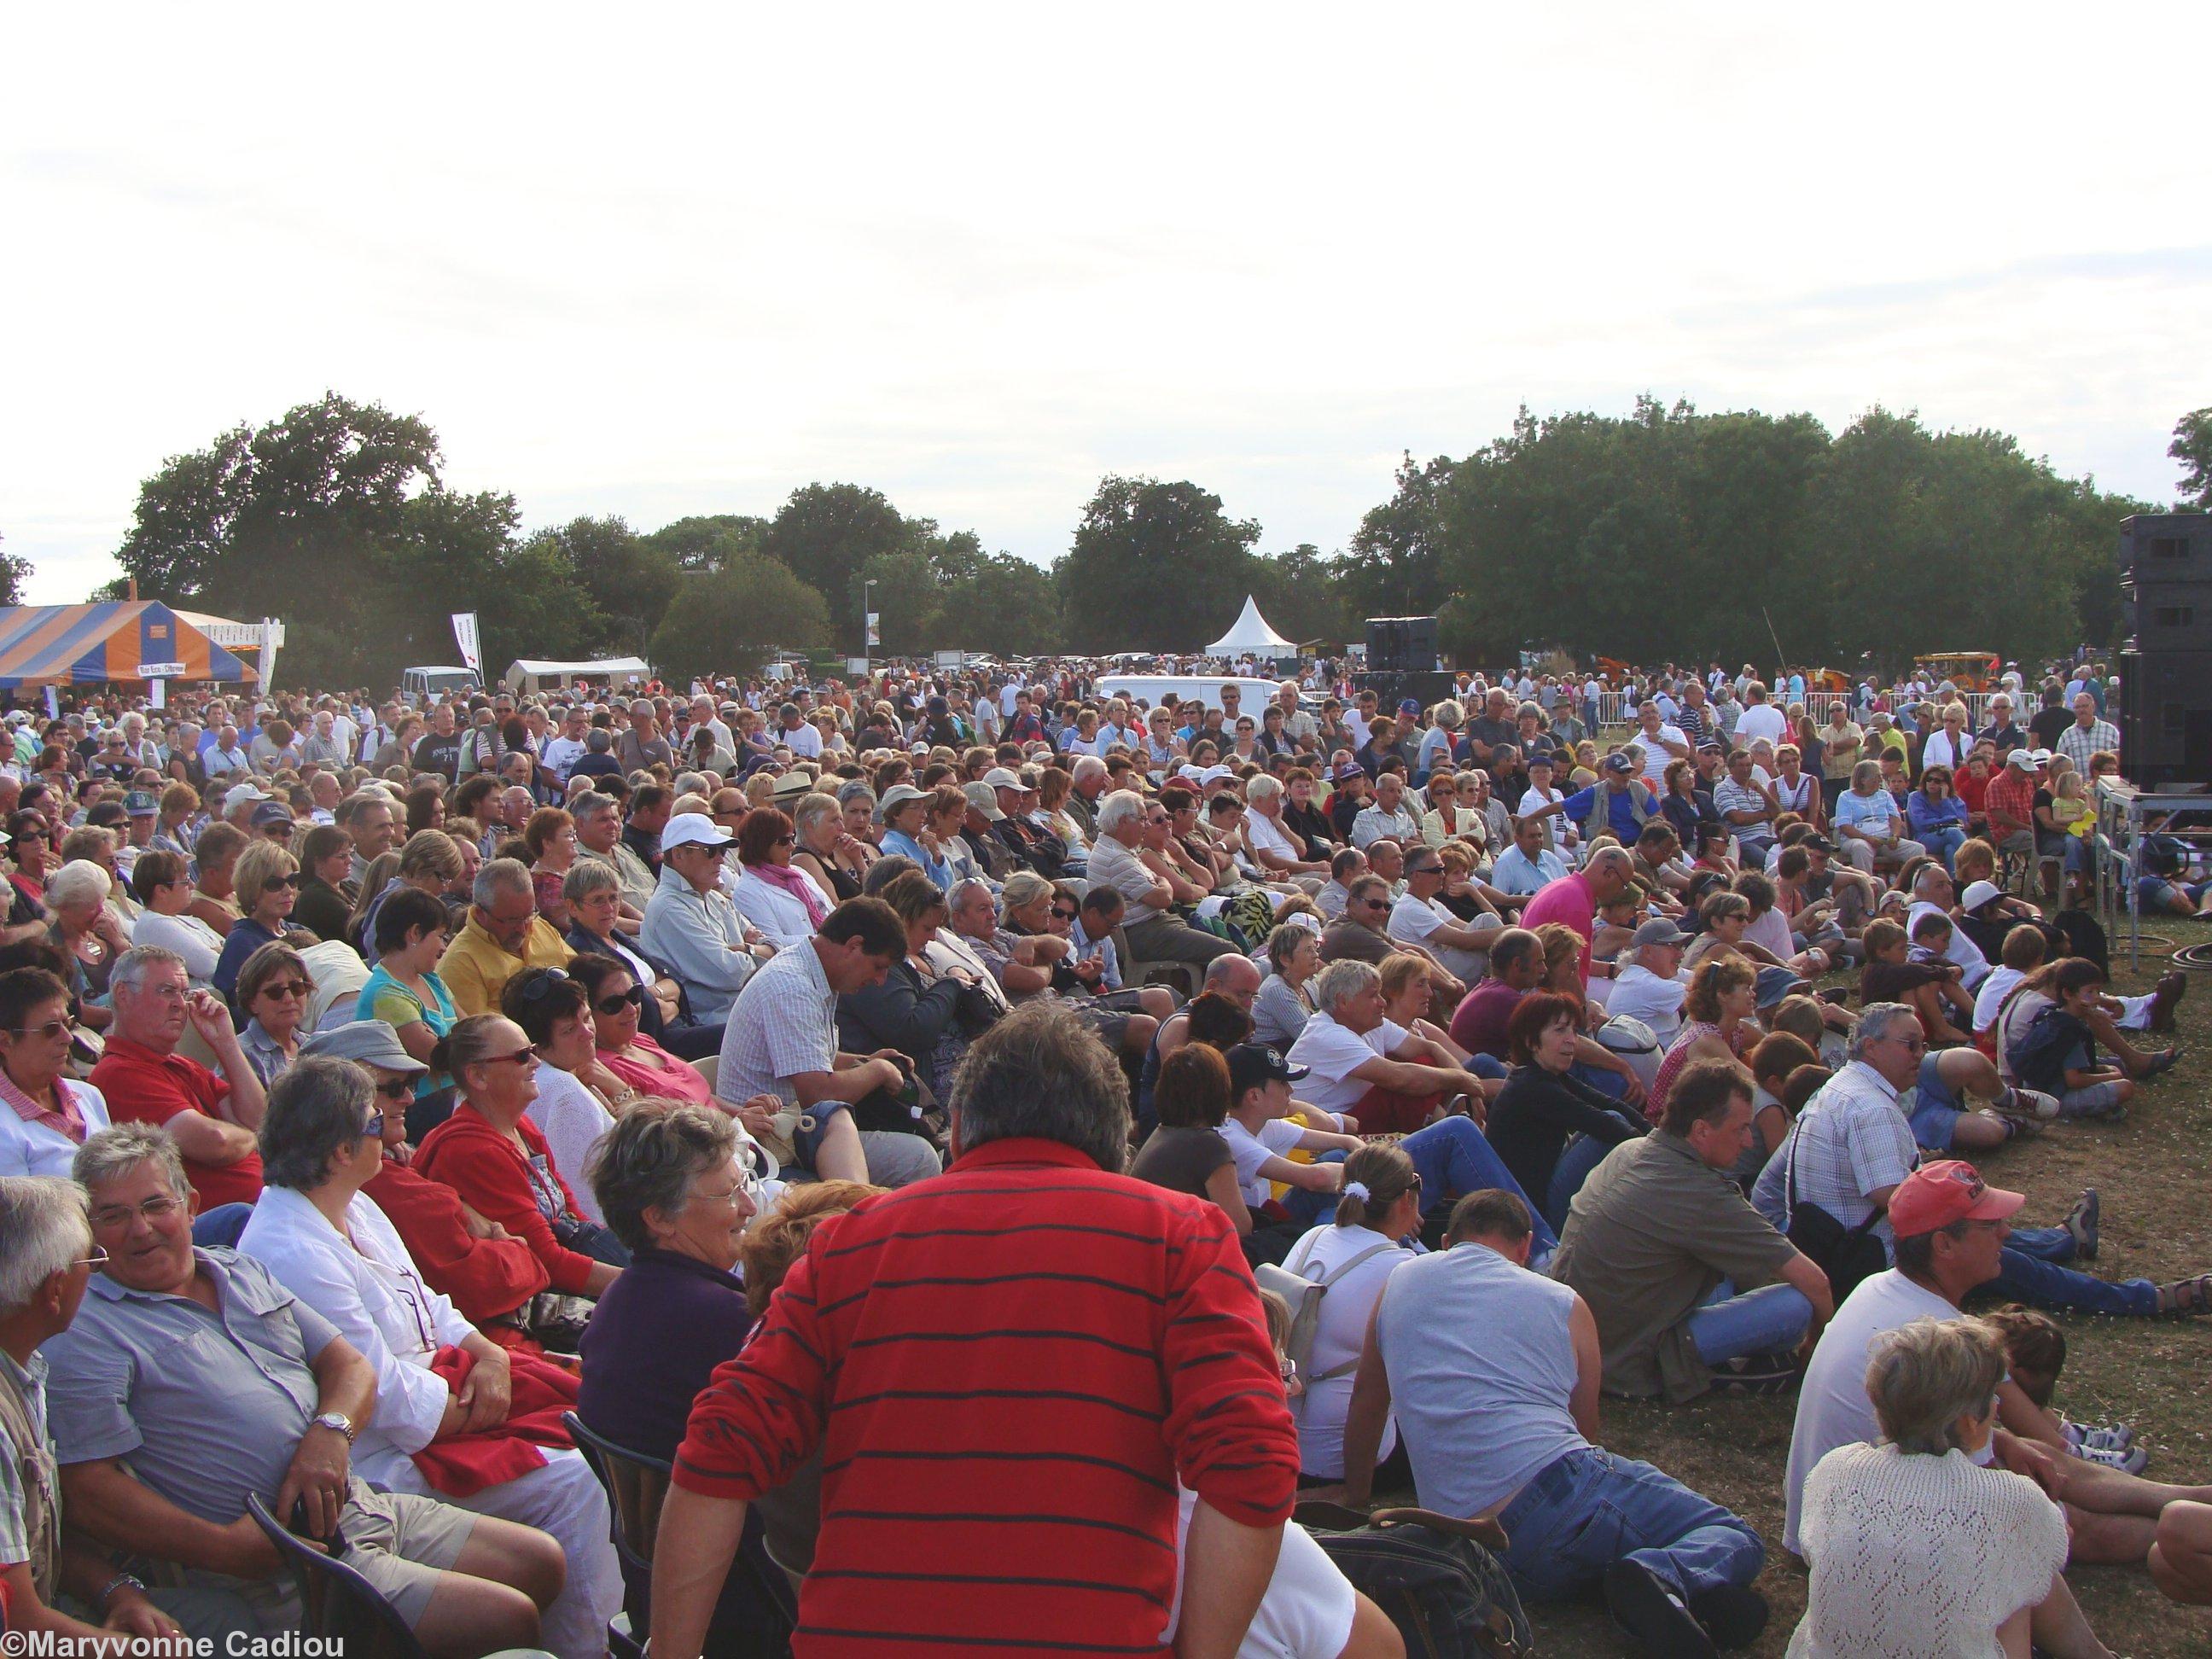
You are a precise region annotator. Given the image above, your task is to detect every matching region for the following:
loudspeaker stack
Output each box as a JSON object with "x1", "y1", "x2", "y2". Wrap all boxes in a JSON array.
[{"x1": 2117, "y1": 515, "x2": 2212, "y2": 788}]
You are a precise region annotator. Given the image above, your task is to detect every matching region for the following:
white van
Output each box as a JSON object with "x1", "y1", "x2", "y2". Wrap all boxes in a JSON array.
[{"x1": 401, "y1": 666, "x2": 481, "y2": 702}]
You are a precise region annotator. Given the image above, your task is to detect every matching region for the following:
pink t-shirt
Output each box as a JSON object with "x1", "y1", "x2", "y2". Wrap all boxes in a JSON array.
[{"x1": 1517, "y1": 872, "x2": 1596, "y2": 980}]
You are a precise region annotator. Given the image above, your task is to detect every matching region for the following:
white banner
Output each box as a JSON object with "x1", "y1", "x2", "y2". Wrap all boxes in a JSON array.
[
  {"x1": 134, "y1": 662, "x2": 186, "y2": 680},
  {"x1": 150, "y1": 677, "x2": 166, "y2": 710},
  {"x1": 260, "y1": 617, "x2": 282, "y2": 694},
  {"x1": 43, "y1": 686, "x2": 59, "y2": 719},
  {"x1": 865, "y1": 611, "x2": 881, "y2": 649},
  {"x1": 451, "y1": 612, "x2": 483, "y2": 676}
]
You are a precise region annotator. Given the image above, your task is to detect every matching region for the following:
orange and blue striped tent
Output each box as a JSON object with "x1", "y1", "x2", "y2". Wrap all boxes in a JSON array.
[{"x1": 0, "y1": 602, "x2": 253, "y2": 689}]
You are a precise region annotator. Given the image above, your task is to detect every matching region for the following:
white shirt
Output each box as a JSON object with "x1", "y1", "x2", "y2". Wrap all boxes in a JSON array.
[
  {"x1": 132, "y1": 909, "x2": 226, "y2": 985},
  {"x1": 0, "y1": 1080, "x2": 111, "y2": 1179},
  {"x1": 1635, "y1": 725, "x2": 1688, "y2": 785},
  {"x1": 1280, "y1": 1224, "x2": 1416, "y2": 1478},
  {"x1": 1286, "y1": 1010, "x2": 1408, "y2": 1114},
  {"x1": 1165, "y1": 1488, "x2": 1356, "y2": 1659},
  {"x1": 540, "y1": 734, "x2": 587, "y2": 782},
  {"x1": 1244, "y1": 808, "x2": 1304, "y2": 868},
  {"x1": 1604, "y1": 963, "x2": 1685, "y2": 1042},
  {"x1": 777, "y1": 721, "x2": 824, "y2": 759},
  {"x1": 1907, "y1": 900, "x2": 1989, "y2": 989},
  {"x1": 1735, "y1": 703, "x2": 1789, "y2": 747},
  {"x1": 1920, "y1": 730, "x2": 1972, "y2": 772},
  {"x1": 1218, "y1": 1114, "x2": 1306, "y2": 1208},
  {"x1": 729, "y1": 864, "x2": 835, "y2": 949},
  {"x1": 1784, "y1": 1269, "x2": 1965, "y2": 1555},
  {"x1": 238, "y1": 1185, "x2": 475, "y2": 1485},
  {"x1": 527, "y1": 1067, "x2": 619, "y2": 1225},
  {"x1": 1971, "y1": 965, "x2": 2024, "y2": 1033},
  {"x1": 1387, "y1": 892, "x2": 1487, "y2": 982}
]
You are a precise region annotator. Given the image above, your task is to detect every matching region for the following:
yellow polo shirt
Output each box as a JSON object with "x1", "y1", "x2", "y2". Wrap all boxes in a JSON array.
[{"x1": 436, "y1": 915, "x2": 573, "y2": 1018}]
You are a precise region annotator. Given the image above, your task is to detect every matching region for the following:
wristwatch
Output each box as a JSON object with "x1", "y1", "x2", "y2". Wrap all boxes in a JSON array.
[{"x1": 311, "y1": 1411, "x2": 358, "y2": 1442}]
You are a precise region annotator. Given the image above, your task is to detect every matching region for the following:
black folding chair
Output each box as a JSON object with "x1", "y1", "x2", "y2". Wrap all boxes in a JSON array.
[
  {"x1": 243, "y1": 1493, "x2": 428, "y2": 1659},
  {"x1": 562, "y1": 1411, "x2": 796, "y2": 1658}
]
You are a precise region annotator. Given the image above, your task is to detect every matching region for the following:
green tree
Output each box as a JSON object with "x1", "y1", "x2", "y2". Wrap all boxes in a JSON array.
[
  {"x1": 857, "y1": 550, "x2": 945, "y2": 655},
  {"x1": 1344, "y1": 453, "x2": 1454, "y2": 620},
  {"x1": 1056, "y1": 476, "x2": 1260, "y2": 652},
  {"x1": 761, "y1": 485, "x2": 930, "y2": 648},
  {"x1": 939, "y1": 552, "x2": 1062, "y2": 655},
  {"x1": 0, "y1": 535, "x2": 30, "y2": 608},
  {"x1": 515, "y1": 516, "x2": 677, "y2": 654},
  {"x1": 108, "y1": 393, "x2": 518, "y2": 684},
  {"x1": 643, "y1": 514, "x2": 771, "y2": 573},
  {"x1": 1247, "y1": 544, "x2": 1356, "y2": 649},
  {"x1": 2170, "y1": 408, "x2": 2212, "y2": 510},
  {"x1": 648, "y1": 554, "x2": 830, "y2": 688}
]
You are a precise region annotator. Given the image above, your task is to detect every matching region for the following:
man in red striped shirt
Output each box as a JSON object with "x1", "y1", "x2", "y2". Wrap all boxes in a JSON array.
[{"x1": 652, "y1": 1001, "x2": 1301, "y2": 1659}]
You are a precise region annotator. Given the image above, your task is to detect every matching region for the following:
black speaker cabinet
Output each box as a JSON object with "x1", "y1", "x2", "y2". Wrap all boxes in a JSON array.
[
  {"x1": 1365, "y1": 615, "x2": 1439, "y2": 671},
  {"x1": 2119, "y1": 649, "x2": 2212, "y2": 789}
]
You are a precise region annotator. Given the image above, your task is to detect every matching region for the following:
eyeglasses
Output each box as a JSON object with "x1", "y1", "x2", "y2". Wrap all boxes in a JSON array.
[
  {"x1": 268, "y1": 873, "x2": 302, "y2": 888},
  {"x1": 1049, "y1": 907, "x2": 1078, "y2": 922},
  {"x1": 478, "y1": 1049, "x2": 539, "y2": 1069},
  {"x1": 259, "y1": 981, "x2": 312, "y2": 1001},
  {"x1": 90, "y1": 1194, "x2": 185, "y2": 1231},
  {"x1": 373, "y1": 1077, "x2": 416, "y2": 1100},
  {"x1": 516, "y1": 968, "x2": 569, "y2": 1000},
  {"x1": 5, "y1": 1017, "x2": 69, "y2": 1039},
  {"x1": 73, "y1": 1243, "x2": 110, "y2": 1270},
  {"x1": 594, "y1": 985, "x2": 646, "y2": 1016}
]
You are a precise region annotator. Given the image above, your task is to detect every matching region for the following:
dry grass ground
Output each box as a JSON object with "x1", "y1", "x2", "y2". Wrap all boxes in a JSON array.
[{"x1": 1489, "y1": 911, "x2": 2212, "y2": 1656}]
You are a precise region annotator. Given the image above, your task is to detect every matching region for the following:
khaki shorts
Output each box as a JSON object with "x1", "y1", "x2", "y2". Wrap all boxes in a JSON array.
[{"x1": 176, "y1": 1476, "x2": 479, "y2": 1634}]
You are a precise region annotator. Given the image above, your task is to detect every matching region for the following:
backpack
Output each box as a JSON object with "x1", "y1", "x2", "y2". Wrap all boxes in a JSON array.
[
  {"x1": 1295, "y1": 1502, "x2": 1533, "y2": 1658},
  {"x1": 2007, "y1": 1002, "x2": 2093, "y2": 1096},
  {"x1": 1594, "y1": 1014, "x2": 1662, "y2": 1091},
  {"x1": 1254, "y1": 1231, "x2": 1401, "y2": 1393}
]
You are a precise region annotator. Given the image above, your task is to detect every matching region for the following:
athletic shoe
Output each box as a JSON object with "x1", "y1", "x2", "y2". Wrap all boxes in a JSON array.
[
  {"x1": 2140, "y1": 1048, "x2": 2184, "y2": 1081},
  {"x1": 2073, "y1": 1441, "x2": 2150, "y2": 1476},
  {"x1": 2007, "y1": 1087, "x2": 2062, "y2": 1121},
  {"x1": 1687, "y1": 1584, "x2": 1770, "y2": 1650},
  {"x1": 1707, "y1": 1350, "x2": 1800, "y2": 1396},
  {"x1": 1604, "y1": 1559, "x2": 1718, "y2": 1659},
  {"x1": 2064, "y1": 1190, "x2": 2100, "y2": 1261},
  {"x1": 2062, "y1": 1419, "x2": 2137, "y2": 1452}
]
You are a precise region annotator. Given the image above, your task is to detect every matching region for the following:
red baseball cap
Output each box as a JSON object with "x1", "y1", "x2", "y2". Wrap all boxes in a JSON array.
[{"x1": 1888, "y1": 1161, "x2": 2026, "y2": 1238}]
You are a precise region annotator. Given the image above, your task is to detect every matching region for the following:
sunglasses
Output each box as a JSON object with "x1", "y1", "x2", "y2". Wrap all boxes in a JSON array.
[
  {"x1": 516, "y1": 968, "x2": 570, "y2": 1000},
  {"x1": 373, "y1": 1077, "x2": 416, "y2": 1101},
  {"x1": 1049, "y1": 906, "x2": 1079, "y2": 921},
  {"x1": 259, "y1": 981, "x2": 312, "y2": 1001},
  {"x1": 6, "y1": 1018, "x2": 69, "y2": 1040},
  {"x1": 594, "y1": 985, "x2": 646, "y2": 1016},
  {"x1": 478, "y1": 1049, "x2": 538, "y2": 1069}
]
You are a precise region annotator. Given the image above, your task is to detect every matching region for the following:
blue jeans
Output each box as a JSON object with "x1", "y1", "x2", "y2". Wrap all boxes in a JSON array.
[
  {"x1": 1996, "y1": 1227, "x2": 2157, "y2": 1317},
  {"x1": 1919, "y1": 824, "x2": 1966, "y2": 874},
  {"x1": 1498, "y1": 1447, "x2": 1765, "y2": 1603},
  {"x1": 1464, "y1": 1053, "x2": 1510, "y2": 1083},
  {"x1": 1282, "y1": 1119, "x2": 1561, "y2": 1257},
  {"x1": 1686, "y1": 1278, "x2": 1814, "y2": 1365},
  {"x1": 1545, "y1": 1133, "x2": 1615, "y2": 1232},
  {"x1": 1906, "y1": 1051, "x2": 1966, "y2": 1150},
  {"x1": 1569, "y1": 1061, "x2": 1629, "y2": 1101}
]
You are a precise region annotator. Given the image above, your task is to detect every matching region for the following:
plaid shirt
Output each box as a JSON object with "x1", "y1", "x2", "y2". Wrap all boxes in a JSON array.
[
  {"x1": 1984, "y1": 768, "x2": 2039, "y2": 838},
  {"x1": 1752, "y1": 1060, "x2": 1917, "y2": 1241},
  {"x1": 2056, "y1": 719, "x2": 2119, "y2": 774}
]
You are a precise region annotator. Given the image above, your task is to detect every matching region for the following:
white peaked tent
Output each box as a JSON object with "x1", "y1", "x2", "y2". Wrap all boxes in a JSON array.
[{"x1": 1206, "y1": 595, "x2": 1297, "y2": 657}]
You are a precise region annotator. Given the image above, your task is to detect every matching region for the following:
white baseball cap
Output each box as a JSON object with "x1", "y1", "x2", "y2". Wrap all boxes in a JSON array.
[{"x1": 661, "y1": 812, "x2": 739, "y2": 853}]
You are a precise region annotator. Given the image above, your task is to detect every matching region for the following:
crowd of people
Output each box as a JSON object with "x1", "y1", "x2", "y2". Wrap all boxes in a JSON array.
[{"x1": 0, "y1": 644, "x2": 2200, "y2": 1659}]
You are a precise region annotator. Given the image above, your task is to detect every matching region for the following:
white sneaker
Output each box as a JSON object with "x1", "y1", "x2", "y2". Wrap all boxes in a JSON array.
[{"x1": 2073, "y1": 1441, "x2": 2150, "y2": 1476}]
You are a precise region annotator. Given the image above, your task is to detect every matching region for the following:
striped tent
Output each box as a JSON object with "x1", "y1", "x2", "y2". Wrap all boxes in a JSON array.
[{"x1": 0, "y1": 602, "x2": 253, "y2": 689}]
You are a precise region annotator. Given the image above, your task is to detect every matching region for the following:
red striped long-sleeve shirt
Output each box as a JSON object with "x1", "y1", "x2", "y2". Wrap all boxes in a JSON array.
[{"x1": 673, "y1": 1136, "x2": 1299, "y2": 1657}]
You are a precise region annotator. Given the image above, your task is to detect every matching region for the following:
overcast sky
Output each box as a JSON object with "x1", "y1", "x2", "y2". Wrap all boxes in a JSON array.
[{"x1": 5, "y1": 5, "x2": 2204, "y2": 606}]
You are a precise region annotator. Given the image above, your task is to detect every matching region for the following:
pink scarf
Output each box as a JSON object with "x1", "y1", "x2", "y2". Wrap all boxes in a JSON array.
[{"x1": 748, "y1": 859, "x2": 828, "y2": 928}]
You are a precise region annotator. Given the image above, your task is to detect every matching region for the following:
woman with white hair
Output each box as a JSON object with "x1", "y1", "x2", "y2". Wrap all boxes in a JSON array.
[
  {"x1": 1790, "y1": 1316, "x2": 2093, "y2": 1657},
  {"x1": 43, "y1": 860, "x2": 126, "y2": 1029}
]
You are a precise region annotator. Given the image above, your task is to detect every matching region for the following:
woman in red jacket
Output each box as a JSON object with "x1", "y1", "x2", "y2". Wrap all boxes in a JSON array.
[{"x1": 416, "y1": 1014, "x2": 626, "y2": 1300}]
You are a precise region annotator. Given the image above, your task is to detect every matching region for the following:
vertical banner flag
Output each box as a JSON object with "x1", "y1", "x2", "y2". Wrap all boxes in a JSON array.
[
  {"x1": 260, "y1": 618, "x2": 282, "y2": 695},
  {"x1": 451, "y1": 612, "x2": 483, "y2": 678},
  {"x1": 150, "y1": 677, "x2": 166, "y2": 710},
  {"x1": 43, "y1": 686, "x2": 59, "y2": 720},
  {"x1": 865, "y1": 611, "x2": 881, "y2": 649}
]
